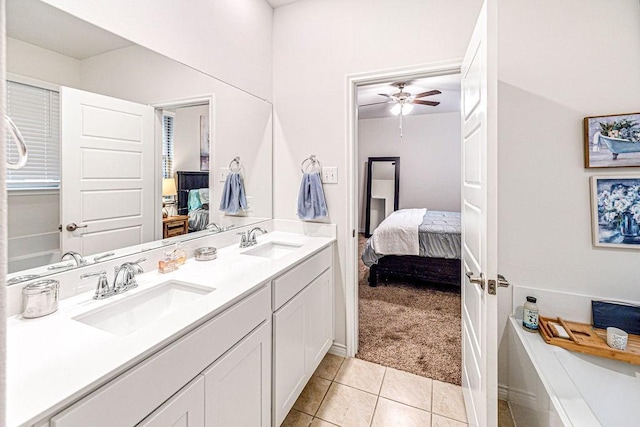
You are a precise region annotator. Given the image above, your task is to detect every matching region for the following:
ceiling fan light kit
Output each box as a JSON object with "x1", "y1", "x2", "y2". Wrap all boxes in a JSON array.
[{"x1": 359, "y1": 82, "x2": 442, "y2": 137}]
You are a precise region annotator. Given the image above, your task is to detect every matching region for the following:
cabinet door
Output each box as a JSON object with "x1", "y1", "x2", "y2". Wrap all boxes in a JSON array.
[
  {"x1": 273, "y1": 290, "x2": 307, "y2": 426},
  {"x1": 203, "y1": 321, "x2": 272, "y2": 427},
  {"x1": 137, "y1": 376, "x2": 205, "y2": 427},
  {"x1": 305, "y1": 269, "x2": 333, "y2": 374}
]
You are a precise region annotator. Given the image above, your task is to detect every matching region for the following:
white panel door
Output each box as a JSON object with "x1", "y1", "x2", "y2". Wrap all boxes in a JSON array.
[
  {"x1": 60, "y1": 87, "x2": 155, "y2": 256},
  {"x1": 460, "y1": 1, "x2": 498, "y2": 426}
]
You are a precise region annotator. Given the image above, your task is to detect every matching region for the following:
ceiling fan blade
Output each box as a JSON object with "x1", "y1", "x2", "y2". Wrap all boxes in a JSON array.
[
  {"x1": 377, "y1": 93, "x2": 392, "y2": 98},
  {"x1": 414, "y1": 89, "x2": 442, "y2": 98},
  {"x1": 359, "y1": 101, "x2": 393, "y2": 107},
  {"x1": 413, "y1": 100, "x2": 440, "y2": 106}
]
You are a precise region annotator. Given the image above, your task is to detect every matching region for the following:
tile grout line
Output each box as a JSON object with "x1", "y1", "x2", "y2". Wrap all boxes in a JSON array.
[{"x1": 367, "y1": 366, "x2": 387, "y2": 427}]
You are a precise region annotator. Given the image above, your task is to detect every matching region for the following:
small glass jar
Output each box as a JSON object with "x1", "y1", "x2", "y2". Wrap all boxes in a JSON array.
[
  {"x1": 523, "y1": 296, "x2": 539, "y2": 332},
  {"x1": 22, "y1": 279, "x2": 60, "y2": 318}
]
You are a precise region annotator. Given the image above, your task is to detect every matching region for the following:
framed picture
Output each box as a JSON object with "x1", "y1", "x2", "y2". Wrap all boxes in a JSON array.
[
  {"x1": 200, "y1": 114, "x2": 210, "y2": 171},
  {"x1": 584, "y1": 112, "x2": 640, "y2": 168},
  {"x1": 591, "y1": 176, "x2": 640, "y2": 248}
]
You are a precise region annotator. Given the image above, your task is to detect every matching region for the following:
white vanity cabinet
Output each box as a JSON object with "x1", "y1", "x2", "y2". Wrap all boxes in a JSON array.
[
  {"x1": 138, "y1": 376, "x2": 205, "y2": 427},
  {"x1": 272, "y1": 247, "x2": 333, "y2": 426},
  {"x1": 49, "y1": 285, "x2": 271, "y2": 427},
  {"x1": 203, "y1": 320, "x2": 272, "y2": 426}
]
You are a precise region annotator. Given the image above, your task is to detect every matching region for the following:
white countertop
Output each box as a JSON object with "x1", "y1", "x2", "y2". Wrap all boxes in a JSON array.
[{"x1": 8, "y1": 231, "x2": 334, "y2": 427}]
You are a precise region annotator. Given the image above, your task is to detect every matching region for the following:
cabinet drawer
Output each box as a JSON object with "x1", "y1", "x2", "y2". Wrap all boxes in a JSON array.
[
  {"x1": 50, "y1": 285, "x2": 270, "y2": 427},
  {"x1": 273, "y1": 246, "x2": 331, "y2": 310}
]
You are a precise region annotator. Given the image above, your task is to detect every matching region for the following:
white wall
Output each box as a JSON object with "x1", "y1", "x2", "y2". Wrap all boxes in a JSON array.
[
  {"x1": 273, "y1": 0, "x2": 482, "y2": 347},
  {"x1": 7, "y1": 37, "x2": 80, "y2": 87},
  {"x1": 358, "y1": 112, "x2": 461, "y2": 230},
  {"x1": 496, "y1": 0, "x2": 640, "y2": 395},
  {"x1": 40, "y1": 0, "x2": 273, "y2": 101},
  {"x1": 173, "y1": 105, "x2": 209, "y2": 174}
]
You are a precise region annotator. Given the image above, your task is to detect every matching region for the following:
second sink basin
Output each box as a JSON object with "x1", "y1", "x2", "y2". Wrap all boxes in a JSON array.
[
  {"x1": 73, "y1": 281, "x2": 214, "y2": 336},
  {"x1": 242, "y1": 241, "x2": 303, "y2": 260}
]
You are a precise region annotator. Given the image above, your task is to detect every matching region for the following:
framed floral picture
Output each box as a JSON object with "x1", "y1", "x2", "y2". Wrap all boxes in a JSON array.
[
  {"x1": 584, "y1": 112, "x2": 640, "y2": 168},
  {"x1": 591, "y1": 176, "x2": 640, "y2": 248}
]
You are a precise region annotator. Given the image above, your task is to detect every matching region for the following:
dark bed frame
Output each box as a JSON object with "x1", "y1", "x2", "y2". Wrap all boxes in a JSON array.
[
  {"x1": 369, "y1": 255, "x2": 461, "y2": 287},
  {"x1": 176, "y1": 171, "x2": 210, "y2": 216}
]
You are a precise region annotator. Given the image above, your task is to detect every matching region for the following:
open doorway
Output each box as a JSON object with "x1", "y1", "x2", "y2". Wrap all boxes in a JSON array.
[
  {"x1": 352, "y1": 72, "x2": 464, "y2": 385},
  {"x1": 153, "y1": 96, "x2": 213, "y2": 241}
]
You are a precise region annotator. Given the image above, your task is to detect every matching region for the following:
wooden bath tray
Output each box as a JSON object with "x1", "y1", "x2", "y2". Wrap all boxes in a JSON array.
[{"x1": 538, "y1": 316, "x2": 640, "y2": 365}]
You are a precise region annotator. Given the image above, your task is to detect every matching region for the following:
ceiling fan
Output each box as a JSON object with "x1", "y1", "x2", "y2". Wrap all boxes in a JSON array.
[{"x1": 360, "y1": 82, "x2": 441, "y2": 116}]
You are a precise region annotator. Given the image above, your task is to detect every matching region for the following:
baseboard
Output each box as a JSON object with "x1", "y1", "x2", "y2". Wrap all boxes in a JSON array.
[
  {"x1": 498, "y1": 383, "x2": 509, "y2": 401},
  {"x1": 329, "y1": 342, "x2": 347, "y2": 358}
]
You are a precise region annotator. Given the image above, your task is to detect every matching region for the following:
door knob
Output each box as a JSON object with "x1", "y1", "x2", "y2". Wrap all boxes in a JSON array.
[
  {"x1": 465, "y1": 271, "x2": 485, "y2": 290},
  {"x1": 497, "y1": 274, "x2": 510, "y2": 288},
  {"x1": 66, "y1": 223, "x2": 88, "y2": 232}
]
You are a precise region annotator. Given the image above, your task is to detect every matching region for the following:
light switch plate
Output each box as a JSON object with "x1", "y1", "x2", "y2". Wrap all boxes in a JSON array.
[
  {"x1": 219, "y1": 168, "x2": 229, "y2": 182},
  {"x1": 322, "y1": 166, "x2": 338, "y2": 184}
]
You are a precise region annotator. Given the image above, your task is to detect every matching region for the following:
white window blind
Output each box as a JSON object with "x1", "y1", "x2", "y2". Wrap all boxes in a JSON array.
[
  {"x1": 162, "y1": 113, "x2": 175, "y2": 179},
  {"x1": 6, "y1": 80, "x2": 60, "y2": 189}
]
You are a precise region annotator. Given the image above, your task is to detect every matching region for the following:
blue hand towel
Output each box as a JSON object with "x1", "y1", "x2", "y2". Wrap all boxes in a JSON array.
[
  {"x1": 297, "y1": 172, "x2": 328, "y2": 220},
  {"x1": 219, "y1": 172, "x2": 247, "y2": 214}
]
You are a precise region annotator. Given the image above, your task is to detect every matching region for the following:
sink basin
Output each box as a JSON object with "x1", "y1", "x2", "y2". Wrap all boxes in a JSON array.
[
  {"x1": 73, "y1": 281, "x2": 214, "y2": 336},
  {"x1": 241, "y1": 241, "x2": 303, "y2": 260}
]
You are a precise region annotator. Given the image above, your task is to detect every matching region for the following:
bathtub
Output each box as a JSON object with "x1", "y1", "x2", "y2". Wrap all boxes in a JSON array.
[{"x1": 508, "y1": 316, "x2": 640, "y2": 427}]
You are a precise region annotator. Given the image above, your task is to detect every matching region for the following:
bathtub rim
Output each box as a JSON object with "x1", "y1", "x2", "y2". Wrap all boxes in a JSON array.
[{"x1": 508, "y1": 316, "x2": 601, "y2": 427}]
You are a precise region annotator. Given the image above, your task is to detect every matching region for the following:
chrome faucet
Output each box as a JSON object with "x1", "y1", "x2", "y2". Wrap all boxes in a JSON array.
[
  {"x1": 237, "y1": 231, "x2": 250, "y2": 248},
  {"x1": 113, "y1": 258, "x2": 146, "y2": 294},
  {"x1": 61, "y1": 251, "x2": 88, "y2": 267},
  {"x1": 205, "y1": 222, "x2": 222, "y2": 232},
  {"x1": 80, "y1": 270, "x2": 112, "y2": 300},
  {"x1": 80, "y1": 258, "x2": 146, "y2": 300},
  {"x1": 248, "y1": 227, "x2": 268, "y2": 245}
]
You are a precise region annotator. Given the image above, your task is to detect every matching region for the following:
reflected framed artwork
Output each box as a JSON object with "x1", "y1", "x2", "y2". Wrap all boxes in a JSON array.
[
  {"x1": 584, "y1": 112, "x2": 640, "y2": 168},
  {"x1": 591, "y1": 176, "x2": 640, "y2": 248},
  {"x1": 200, "y1": 114, "x2": 210, "y2": 171}
]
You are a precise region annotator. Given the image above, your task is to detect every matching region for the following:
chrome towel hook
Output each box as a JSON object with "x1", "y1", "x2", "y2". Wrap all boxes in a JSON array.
[
  {"x1": 229, "y1": 156, "x2": 242, "y2": 173},
  {"x1": 6, "y1": 115, "x2": 28, "y2": 170},
  {"x1": 301, "y1": 154, "x2": 322, "y2": 174}
]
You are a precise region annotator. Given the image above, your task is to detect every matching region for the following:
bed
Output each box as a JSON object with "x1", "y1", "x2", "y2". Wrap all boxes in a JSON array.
[
  {"x1": 176, "y1": 171, "x2": 210, "y2": 232},
  {"x1": 362, "y1": 209, "x2": 462, "y2": 287}
]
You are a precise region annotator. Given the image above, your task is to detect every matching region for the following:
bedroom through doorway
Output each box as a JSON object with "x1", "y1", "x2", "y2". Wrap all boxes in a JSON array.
[{"x1": 354, "y1": 72, "x2": 463, "y2": 386}]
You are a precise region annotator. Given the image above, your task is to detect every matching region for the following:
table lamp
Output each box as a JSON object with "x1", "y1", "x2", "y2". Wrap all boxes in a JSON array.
[{"x1": 162, "y1": 178, "x2": 177, "y2": 217}]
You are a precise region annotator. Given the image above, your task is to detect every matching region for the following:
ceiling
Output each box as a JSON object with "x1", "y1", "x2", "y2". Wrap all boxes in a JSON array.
[
  {"x1": 357, "y1": 74, "x2": 461, "y2": 120},
  {"x1": 266, "y1": 0, "x2": 303, "y2": 8},
  {"x1": 7, "y1": 0, "x2": 133, "y2": 60}
]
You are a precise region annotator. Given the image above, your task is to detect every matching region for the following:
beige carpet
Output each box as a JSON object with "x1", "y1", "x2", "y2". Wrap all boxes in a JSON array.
[{"x1": 356, "y1": 234, "x2": 462, "y2": 385}]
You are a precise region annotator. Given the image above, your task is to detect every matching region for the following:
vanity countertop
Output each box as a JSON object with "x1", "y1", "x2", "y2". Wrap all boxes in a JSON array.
[{"x1": 7, "y1": 231, "x2": 335, "y2": 427}]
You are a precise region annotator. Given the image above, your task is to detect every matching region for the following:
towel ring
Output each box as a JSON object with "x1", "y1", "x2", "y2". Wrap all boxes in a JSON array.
[
  {"x1": 6, "y1": 115, "x2": 28, "y2": 170},
  {"x1": 301, "y1": 155, "x2": 322, "y2": 174},
  {"x1": 229, "y1": 156, "x2": 241, "y2": 173}
]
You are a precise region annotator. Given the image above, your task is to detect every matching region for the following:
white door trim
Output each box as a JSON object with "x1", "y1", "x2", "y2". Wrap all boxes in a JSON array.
[
  {"x1": 151, "y1": 95, "x2": 215, "y2": 241},
  {"x1": 344, "y1": 60, "x2": 462, "y2": 357}
]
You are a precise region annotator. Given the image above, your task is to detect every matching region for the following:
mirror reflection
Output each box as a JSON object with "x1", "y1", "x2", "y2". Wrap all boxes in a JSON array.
[
  {"x1": 6, "y1": 0, "x2": 273, "y2": 283},
  {"x1": 365, "y1": 157, "x2": 400, "y2": 237}
]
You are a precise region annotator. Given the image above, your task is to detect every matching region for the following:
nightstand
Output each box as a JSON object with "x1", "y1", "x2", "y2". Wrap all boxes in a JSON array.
[{"x1": 163, "y1": 215, "x2": 189, "y2": 239}]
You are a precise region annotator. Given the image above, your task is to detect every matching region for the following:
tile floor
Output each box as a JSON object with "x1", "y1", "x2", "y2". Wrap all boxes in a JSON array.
[{"x1": 282, "y1": 354, "x2": 469, "y2": 427}]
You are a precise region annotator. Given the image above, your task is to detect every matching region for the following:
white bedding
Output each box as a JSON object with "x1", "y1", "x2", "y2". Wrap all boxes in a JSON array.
[{"x1": 370, "y1": 208, "x2": 426, "y2": 256}]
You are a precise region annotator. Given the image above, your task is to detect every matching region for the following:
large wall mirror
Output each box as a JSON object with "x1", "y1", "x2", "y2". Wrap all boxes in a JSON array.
[
  {"x1": 364, "y1": 157, "x2": 400, "y2": 237},
  {"x1": 6, "y1": 0, "x2": 273, "y2": 284}
]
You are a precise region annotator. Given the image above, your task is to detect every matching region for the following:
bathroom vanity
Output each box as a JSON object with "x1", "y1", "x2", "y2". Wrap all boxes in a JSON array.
[{"x1": 7, "y1": 227, "x2": 335, "y2": 427}]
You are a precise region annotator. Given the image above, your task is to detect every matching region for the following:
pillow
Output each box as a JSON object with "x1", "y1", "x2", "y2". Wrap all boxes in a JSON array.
[
  {"x1": 199, "y1": 188, "x2": 210, "y2": 204},
  {"x1": 188, "y1": 189, "x2": 202, "y2": 211}
]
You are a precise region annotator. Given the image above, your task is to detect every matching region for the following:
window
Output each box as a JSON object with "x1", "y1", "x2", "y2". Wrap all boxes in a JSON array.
[
  {"x1": 6, "y1": 80, "x2": 60, "y2": 189},
  {"x1": 162, "y1": 112, "x2": 175, "y2": 179}
]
